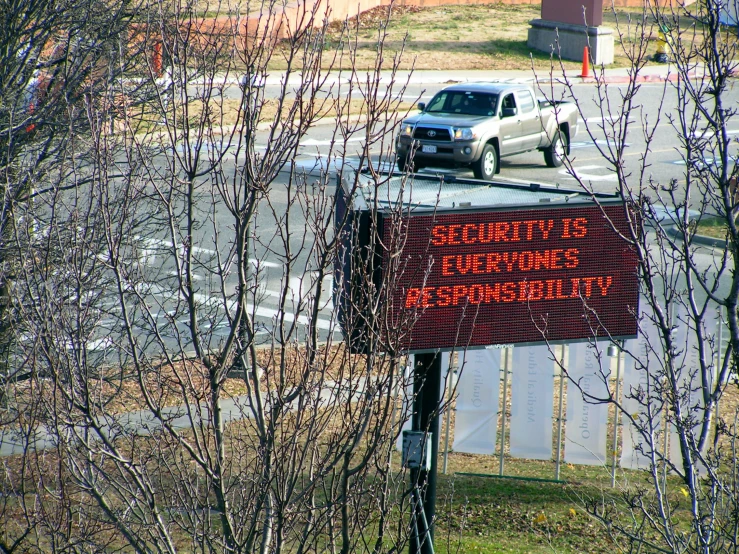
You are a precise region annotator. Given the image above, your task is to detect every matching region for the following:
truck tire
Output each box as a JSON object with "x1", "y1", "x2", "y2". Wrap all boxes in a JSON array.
[
  {"x1": 397, "y1": 157, "x2": 423, "y2": 173},
  {"x1": 544, "y1": 130, "x2": 568, "y2": 168},
  {"x1": 472, "y1": 144, "x2": 498, "y2": 180}
]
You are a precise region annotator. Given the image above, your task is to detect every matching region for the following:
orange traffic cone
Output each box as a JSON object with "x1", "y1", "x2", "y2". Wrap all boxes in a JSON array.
[{"x1": 580, "y1": 46, "x2": 590, "y2": 78}]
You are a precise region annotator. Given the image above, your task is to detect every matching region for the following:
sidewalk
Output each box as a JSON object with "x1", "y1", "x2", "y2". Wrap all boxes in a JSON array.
[
  {"x1": 210, "y1": 62, "x2": 683, "y2": 89},
  {"x1": 367, "y1": 64, "x2": 680, "y2": 85}
]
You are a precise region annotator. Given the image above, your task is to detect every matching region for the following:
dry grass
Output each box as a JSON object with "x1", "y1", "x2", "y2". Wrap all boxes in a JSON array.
[
  {"x1": 157, "y1": 3, "x2": 695, "y2": 73},
  {"x1": 309, "y1": 4, "x2": 659, "y2": 72},
  {"x1": 188, "y1": 96, "x2": 415, "y2": 128},
  {"x1": 124, "y1": 96, "x2": 415, "y2": 136},
  {"x1": 4, "y1": 365, "x2": 739, "y2": 554},
  {"x1": 1, "y1": 343, "x2": 377, "y2": 421}
]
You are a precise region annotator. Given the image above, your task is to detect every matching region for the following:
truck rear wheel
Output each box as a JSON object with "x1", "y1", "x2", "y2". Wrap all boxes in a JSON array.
[
  {"x1": 472, "y1": 144, "x2": 497, "y2": 180},
  {"x1": 544, "y1": 130, "x2": 568, "y2": 168}
]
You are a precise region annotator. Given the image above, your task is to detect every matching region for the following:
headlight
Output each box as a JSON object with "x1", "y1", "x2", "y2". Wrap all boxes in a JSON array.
[
  {"x1": 401, "y1": 124, "x2": 414, "y2": 137},
  {"x1": 454, "y1": 128, "x2": 476, "y2": 141}
]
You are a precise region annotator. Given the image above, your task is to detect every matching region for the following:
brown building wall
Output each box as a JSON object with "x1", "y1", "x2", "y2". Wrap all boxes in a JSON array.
[
  {"x1": 380, "y1": 0, "x2": 687, "y2": 7},
  {"x1": 217, "y1": 0, "x2": 693, "y2": 46}
]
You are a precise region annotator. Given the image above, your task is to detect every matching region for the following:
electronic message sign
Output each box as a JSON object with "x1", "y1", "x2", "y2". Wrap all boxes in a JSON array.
[{"x1": 384, "y1": 203, "x2": 638, "y2": 351}]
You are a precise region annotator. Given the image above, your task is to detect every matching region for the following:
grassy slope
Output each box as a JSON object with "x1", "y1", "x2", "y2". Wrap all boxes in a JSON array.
[{"x1": 313, "y1": 3, "x2": 656, "y2": 71}]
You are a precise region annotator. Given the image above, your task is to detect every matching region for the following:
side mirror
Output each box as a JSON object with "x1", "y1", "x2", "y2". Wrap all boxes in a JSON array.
[
  {"x1": 417, "y1": 102, "x2": 426, "y2": 111},
  {"x1": 502, "y1": 107, "x2": 518, "y2": 118}
]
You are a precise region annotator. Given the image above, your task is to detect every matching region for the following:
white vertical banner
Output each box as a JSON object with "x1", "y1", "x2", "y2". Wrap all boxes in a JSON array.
[
  {"x1": 509, "y1": 345, "x2": 554, "y2": 460},
  {"x1": 396, "y1": 355, "x2": 414, "y2": 451},
  {"x1": 669, "y1": 306, "x2": 717, "y2": 471},
  {"x1": 565, "y1": 342, "x2": 609, "y2": 466},
  {"x1": 621, "y1": 308, "x2": 663, "y2": 470},
  {"x1": 396, "y1": 353, "x2": 451, "y2": 450},
  {"x1": 452, "y1": 349, "x2": 501, "y2": 455}
]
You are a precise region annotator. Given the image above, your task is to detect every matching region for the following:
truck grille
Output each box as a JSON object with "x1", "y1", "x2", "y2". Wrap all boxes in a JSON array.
[{"x1": 413, "y1": 126, "x2": 451, "y2": 142}]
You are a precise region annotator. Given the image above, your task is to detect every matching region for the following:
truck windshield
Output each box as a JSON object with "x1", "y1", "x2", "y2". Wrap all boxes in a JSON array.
[{"x1": 425, "y1": 91, "x2": 498, "y2": 116}]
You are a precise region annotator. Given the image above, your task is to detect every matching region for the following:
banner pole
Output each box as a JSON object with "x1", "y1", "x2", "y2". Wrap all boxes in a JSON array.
[
  {"x1": 442, "y1": 354, "x2": 455, "y2": 474},
  {"x1": 611, "y1": 341, "x2": 623, "y2": 488},
  {"x1": 716, "y1": 305, "x2": 723, "y2": 426},
  {"x1": 389, "y1": 356, "x2": 403, "y2": 472},
  {"x1": 498, "y1": 348, "x2": 510, "y2": 477},
  {"x1": 554, "y1": 346, "x2": 565, "y2": 481}
]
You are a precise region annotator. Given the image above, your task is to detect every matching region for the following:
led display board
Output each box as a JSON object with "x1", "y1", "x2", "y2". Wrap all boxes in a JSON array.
[{"x1": 383, "y1": 203, "x2": 638, "y2": 351}]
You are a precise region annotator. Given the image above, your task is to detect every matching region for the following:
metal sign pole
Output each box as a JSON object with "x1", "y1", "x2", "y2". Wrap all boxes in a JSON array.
[{"x1": 409, "y1": 352, "x2": 442, "y2": 554}]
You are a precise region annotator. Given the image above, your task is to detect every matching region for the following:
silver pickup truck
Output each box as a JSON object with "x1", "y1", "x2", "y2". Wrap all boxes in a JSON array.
[{"x1": 395, "y1": 82, "x2": 579, "y2": 180}]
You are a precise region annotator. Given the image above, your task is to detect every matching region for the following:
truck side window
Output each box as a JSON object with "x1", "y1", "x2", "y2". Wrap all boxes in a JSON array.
[
  {"x1": 501, "y1": 94, "x2": 516, "y2": 112},
  {"x1": 517, "y1": 91, "x2": 535, "y2": 113}
]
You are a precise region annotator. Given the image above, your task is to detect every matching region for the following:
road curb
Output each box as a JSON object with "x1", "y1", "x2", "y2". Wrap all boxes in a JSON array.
[
  {"x1": 667, "y1": 226, "x2": 728, "y2": 249},
  {"x1": 575, "y1": 70, "x2": 696, "y2": 86}
]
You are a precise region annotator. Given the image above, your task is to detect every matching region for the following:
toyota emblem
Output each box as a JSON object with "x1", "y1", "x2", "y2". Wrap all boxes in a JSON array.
[{"x1": 427, "y1": 130, "x2": 436, "y2": 137}]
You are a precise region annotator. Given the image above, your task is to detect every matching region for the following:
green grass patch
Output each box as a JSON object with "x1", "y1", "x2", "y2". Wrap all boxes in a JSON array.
[{"x1": 694, "y1": 216, "x2": 729, "y2": 239}]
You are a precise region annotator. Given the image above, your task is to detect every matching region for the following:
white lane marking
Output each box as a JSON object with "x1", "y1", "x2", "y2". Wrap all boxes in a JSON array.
[
  {"x1": 691, "y1": 129, "x2": 739, "y2": 139},
  {"x1": 138, "y1": 237, "x2": 217, "y2": 256},
  {"x1": 559, "y1": 165, "x2": 619, "y2": 182},
  {"x1": 137, "y1": 238, "x2": 283, "y2": 270},
  {"x1": 583, "y1": 114, "x2": 623, "y2": 123},
  {"x1": 186, "y1": 293, "x2": 334, "y2": 331},
  {"x1": 260, "y1": 274, "x2": 334, "y2": 311},
  {"x1": 300, "y1": 137, "x2": 364, "y2": 147},
  {"x1": 289, "y1": 276, "x2": 303, "y2": 301},
  {"x1": 251, "y1": 303, "x2": 333, "y2": 331},
  {"x1": 65, "y1": 337, "x2": 114, "y2": 352},
  {"x1": 670, "y1": 155, "x2": 737, "y2": 167},
  {"x1": 250, "y1": 258, "x2": 281, "y2": 269},
  {"x1": 567, "y1": 164, "x2": 602, "y2": 171},
  {"x1": 569, "y1": 138, "x2": 629, "y2": 150},
  {"x1": 168, "y1": 271, "x2": 203, "y2": 281}
]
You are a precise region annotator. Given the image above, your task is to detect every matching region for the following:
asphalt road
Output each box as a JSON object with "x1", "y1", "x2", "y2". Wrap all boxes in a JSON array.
[
  {"x1": 284, "y1": 78, "x2": 739, "y2": 193},
  {"x1": 78, "y1": 76, "x2": 739, "y2": 358}
]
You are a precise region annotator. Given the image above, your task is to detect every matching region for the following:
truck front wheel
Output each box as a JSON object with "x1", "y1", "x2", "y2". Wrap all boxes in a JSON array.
[
  {"x1": 473, "y1": 144, "x2": 498, "y2": 180},
  {"x1": 397, "y1": 156, "x2": 423, "y2": 173},
  {"x1": 544, "y1": 130, "x2": 568, "y2": 168}
]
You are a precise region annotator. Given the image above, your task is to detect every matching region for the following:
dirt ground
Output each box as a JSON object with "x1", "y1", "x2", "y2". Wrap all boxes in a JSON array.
[{"x1": 316, "y1": 3, "x2": 653, "y2": 71}]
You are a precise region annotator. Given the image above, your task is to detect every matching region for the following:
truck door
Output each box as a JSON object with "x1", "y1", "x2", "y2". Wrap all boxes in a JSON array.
[
  {"x1": 498, "y1": 93, "x2": 524, "y2": 155},
  {"x1": 515, "y1": 90, "x2": 544, "y2": 150}
]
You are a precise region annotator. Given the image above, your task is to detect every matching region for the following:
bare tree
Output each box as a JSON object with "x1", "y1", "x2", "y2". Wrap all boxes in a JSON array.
[
  {"x1": 0, "y1": 0, "x2": 154, "y2": 550},
  {"x1": 538, "y1": 1, "x2": 739, "y2": 552},
  {"x1": 0, "y1": 0, "x2": 446, "y2": 551}
]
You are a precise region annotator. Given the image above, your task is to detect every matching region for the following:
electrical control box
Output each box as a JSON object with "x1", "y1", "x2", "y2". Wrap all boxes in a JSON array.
[{"x1": 402, "y1": 431, "x2": 432, "y2": 470}]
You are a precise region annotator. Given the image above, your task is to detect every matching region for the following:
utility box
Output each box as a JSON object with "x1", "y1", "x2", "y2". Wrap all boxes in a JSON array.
[{"x1": 402, "y1": 431, "x2": 432, "y2": 470}]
